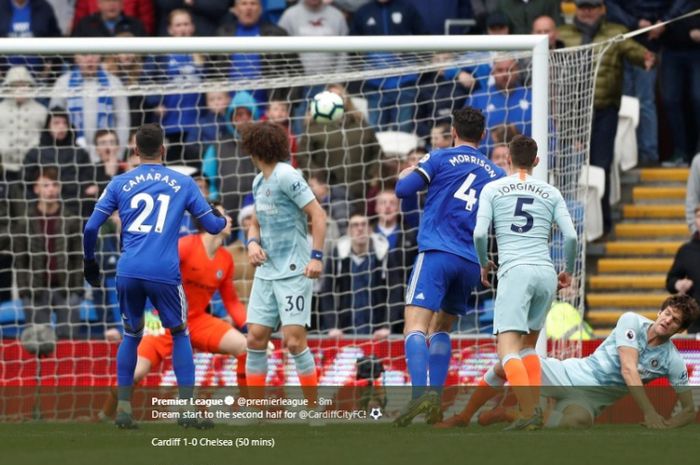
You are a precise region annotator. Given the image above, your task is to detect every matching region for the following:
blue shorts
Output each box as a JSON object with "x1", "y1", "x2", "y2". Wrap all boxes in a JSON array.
[
  {"x1": 116, "y1": 276, "x2": 187, "y2": 332},
  {"x1": 405, "y1": 250, "x2": 480, "y2": 316}
]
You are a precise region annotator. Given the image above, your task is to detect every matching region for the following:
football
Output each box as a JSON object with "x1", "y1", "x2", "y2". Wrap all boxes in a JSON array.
[{"x1": 311, "y1": 90, "x2": 345, "y2": 124}]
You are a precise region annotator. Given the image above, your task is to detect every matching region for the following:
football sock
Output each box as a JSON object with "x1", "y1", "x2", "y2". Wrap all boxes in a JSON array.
[
  {"x1": 502, "y1": 354, "x2": 535, "y2": 417},
  {"x1": 457, "y1": 366, "x2": 505, "y2": 422},
  {"x1": 236, "y1": 353, "x2": 248, "y2": 396},
  {"x1": 291, "y1": 347, "x2": 318, "y2": 405},
  {"x1": 405, "y1": 331, "x2": 428, "y2": 399},
  {"x1": 428, "y1": 332, "x2": 451, "y2": 390},
  {"x1": 520, "y1": 348, "x2": 541, "y2": 405},
  {"x1": 116, "y1": 330, "x2": 142, "y2": 407},
  {"x1": 246, "y1": 347, "x2": 268, "y2": 388},
  {"x1": 171, "y1": 330, "x2": 195, "y2": 401}
]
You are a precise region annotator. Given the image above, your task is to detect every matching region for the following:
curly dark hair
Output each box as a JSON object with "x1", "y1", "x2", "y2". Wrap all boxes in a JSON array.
[
  {"x1": 661, "y1": 294, "x2": 700, "y2": 330},
  {"x1": 451, "y1": 107, "x2": 485, "y2": 143},
  {"x1": 239, "y1": 121, "x2": 289, "y2": 164},
  {"x1": 509, "y1": 135, "x2": 538, "y2": 168}
]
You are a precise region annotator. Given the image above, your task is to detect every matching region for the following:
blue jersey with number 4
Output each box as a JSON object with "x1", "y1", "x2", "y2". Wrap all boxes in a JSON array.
[
  {"x1": 414, "y1": 145, "x2": 505, "y2": 263},
  {"x1": 94, "y1": 164, "x2": 214, "y2": 285}
]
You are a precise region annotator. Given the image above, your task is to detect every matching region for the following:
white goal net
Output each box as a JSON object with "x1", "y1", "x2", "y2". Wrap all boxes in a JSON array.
[{"x1": 0, "y1": 36, "x2": 609, "y2": 417}]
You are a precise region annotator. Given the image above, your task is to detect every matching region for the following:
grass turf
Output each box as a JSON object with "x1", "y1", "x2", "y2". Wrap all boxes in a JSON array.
[{"x1": 1, "y1": 422, "x2": 698, "y2": 465}]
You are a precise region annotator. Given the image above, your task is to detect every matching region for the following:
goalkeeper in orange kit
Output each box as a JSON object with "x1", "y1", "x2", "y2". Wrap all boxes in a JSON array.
[{"x1": 100, "y1": 203, "x2": 247, "y2": 424}]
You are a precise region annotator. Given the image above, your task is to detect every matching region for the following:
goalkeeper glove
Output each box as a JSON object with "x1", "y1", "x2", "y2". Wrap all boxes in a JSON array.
[
  {"x1": 83, "y1": 259, "x2": 101, "y2": 287},
  {"x1": 144, "y1": 310, "x2": 165, "y2": 336}
]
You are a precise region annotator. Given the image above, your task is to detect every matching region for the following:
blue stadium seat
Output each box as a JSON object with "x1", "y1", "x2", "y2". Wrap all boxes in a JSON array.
[
  {"x1": 0, "y1": 299, "x2": 25, "y2": 338},
  {"x1": 79, "y1": 300, "x2": 98, "y2": 322}
]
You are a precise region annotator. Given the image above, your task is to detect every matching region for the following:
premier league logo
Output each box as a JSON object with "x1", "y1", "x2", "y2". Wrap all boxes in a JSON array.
[
  {"x1": 216, "y1": 270, "x2": 223, "y2": 280},
  {"x1": 625, "y1": 329, "x2": 636, "y2": 341},
  {"x1": 650, "y1": 359, "x2": 659, "y2": 368}
]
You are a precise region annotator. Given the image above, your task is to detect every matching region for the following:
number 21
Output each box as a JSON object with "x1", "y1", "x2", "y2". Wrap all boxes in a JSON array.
[{"x1": 127, "y1": 193, "x2": 171, "y2": 233}]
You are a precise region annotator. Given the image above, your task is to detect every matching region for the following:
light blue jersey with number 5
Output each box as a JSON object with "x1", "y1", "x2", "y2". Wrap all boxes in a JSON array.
[
  {"x1": 414, "y1": 145, "x2": 505, "y2": 263},
  {"x1": 94, "y1": 163, "x2": 213, "y2": 285},
  {"x1": 475, "y1": 173, "x2": 576, "y2": 278}
]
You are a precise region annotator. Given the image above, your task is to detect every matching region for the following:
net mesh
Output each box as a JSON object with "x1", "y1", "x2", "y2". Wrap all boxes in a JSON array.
[{"x1": 0, "y1": 40, "x2": 610, "y2": 402}]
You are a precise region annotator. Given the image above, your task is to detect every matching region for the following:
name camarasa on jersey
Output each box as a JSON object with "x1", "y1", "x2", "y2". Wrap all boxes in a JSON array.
[
  {"x1": 122, "y1": 172, "x2": 182, "y2": 193},
  {"x1": 495, "y1": 182, "x2": 551, "y2": 199},
  {"x1": 447, "y1": 153, "x2": 499, "y2": 179}
]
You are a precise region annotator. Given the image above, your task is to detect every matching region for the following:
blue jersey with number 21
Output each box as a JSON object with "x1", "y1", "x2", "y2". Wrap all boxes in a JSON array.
[
  {"x1": 414, "y1": 145, "x2": 505, "y2": 264},
  {"x1": 94, "y1": 164, "x2": 214, "y2": 285}
]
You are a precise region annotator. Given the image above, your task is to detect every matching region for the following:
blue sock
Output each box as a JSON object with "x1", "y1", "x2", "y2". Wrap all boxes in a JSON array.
[
  {"x1": 428, "y1": 332, "x2": 451, "y2": 390},
  {"x1": 116, "y1": 331, "x2": 142, "y2": 402},
  {"x1": 172, "y1": 329, "x2": 195, "y2": 400},
  {"x1": 405, "y1": 331, "x2": 428, "y2": 398}
]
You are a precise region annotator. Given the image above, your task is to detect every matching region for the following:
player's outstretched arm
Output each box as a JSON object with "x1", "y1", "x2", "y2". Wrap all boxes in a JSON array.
[
  {"x1": 198, "y1": 205, "x2": 227, "y2": 235},
  {"x1": 618, "y1": 346, "x2": 667, "y2": 429},
  {"x1": 82, "y1": 209, "x2": 111, "y2": 287},
  {"x1": 304, "y1": 199, "x2": 327, "y2": 279},
  {"x1": 664, "y1": 390, "x2": 696, "y2": 429}
]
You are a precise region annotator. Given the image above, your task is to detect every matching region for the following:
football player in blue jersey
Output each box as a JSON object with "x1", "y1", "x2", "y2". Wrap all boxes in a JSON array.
[
  {"x1": 440, "y1": 294, "x2": 700, "y2": 430},
  {"x1": 83, "y1": 124, "x2": 227, "y2": 429},
  {"x1": 394, "y1": 107, "x2": 506, "y2": 426}
]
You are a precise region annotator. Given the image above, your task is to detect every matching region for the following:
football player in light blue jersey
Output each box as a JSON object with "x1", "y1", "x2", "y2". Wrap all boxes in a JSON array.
[
  {"x1": 83, "y1": 124, "x2": 226, "y2": 429},
  {"x1": 394, "y1": 108, "x2": 505, "y2": 426},
  {"x1": 471, "y1": 135, "x2": 578, "y2": 430},
  {"x1": 240, "y1": 122, "x2": 327, "y2": 395},
  {"x1": 448, "y1": 295, "x2": 700, "y2": 430}
]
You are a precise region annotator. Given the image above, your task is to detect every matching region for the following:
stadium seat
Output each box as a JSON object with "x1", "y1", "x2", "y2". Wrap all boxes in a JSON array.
[
  {"x1": 610, "y1": 96, "x2": 640, "y2": 204},
  {"x1": 579, "y1": 165, "x2": 606, "y2": 241},
  {"x1": 79, "y1": 300, "x2": 98, "y2": 322},
  {"x1": 0, "y1": 299, "x2": 25, "y2": 338},
  {"x1": 375, "y1": 131, "x2": 422, "y2": 158}
]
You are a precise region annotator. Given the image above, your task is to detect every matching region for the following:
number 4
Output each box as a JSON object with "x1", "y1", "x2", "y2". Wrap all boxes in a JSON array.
[{"x1": 453, "y1": 173, "x2": 478, "y2": 211}]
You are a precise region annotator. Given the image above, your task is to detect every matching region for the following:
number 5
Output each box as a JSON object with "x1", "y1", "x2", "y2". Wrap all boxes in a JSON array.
[
  {"x1": 453, "y1": 173, "x2": 478, "y2": 211},
  {"x1": 511, "y1": 197, "x2": 534, "y2": 233}
]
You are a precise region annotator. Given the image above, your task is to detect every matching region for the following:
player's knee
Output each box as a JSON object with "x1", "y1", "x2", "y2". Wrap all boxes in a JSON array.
[
  {"x1": 562, "y1": 406, "x2": 593, "y2": 429},
  {"x1": 169, "y1": 323, "x2": 187, "y2": 336},
  {"x1": 284, "y1": 337, "x2": 307, "y2": 355},
  {"x1": 123, "y1": 319, "x2": 145, "y2": 338},
  {"x1": 220, "y1": 330, "x2": 246, "y2": 356},
  {"x1": 246, "y1": 332, "x2": 268, "y2": 351}
]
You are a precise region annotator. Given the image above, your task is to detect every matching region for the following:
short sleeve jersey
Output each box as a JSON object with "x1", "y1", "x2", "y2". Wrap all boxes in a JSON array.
[
  {"x1": 94, "y1": 164, "x2": 212, "y2": 285},
  {"x1": 414, "y1": 145, "x2": 505, "y2": 263},
  {"x1": 253, "y1": 163, "x2": 316, "y2": 280},
  {"x1": 564, "y1": 312, "x2": 689, "y2": 391},
  {"x1": 477, "y1": 173, "x2": 573, "y2": 277}
]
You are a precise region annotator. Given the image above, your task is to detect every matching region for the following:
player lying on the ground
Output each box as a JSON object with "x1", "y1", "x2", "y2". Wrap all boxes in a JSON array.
[
  {"x1": 100, "y1": 203, "x2": 247, "y2": 422},
  {"x1": 437, "y1": 294, "x2": 700, "y2": 429}
]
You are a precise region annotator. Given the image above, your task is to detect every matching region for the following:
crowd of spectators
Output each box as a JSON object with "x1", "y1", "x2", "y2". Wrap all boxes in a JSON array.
[{"x1": 0, "y1": 0, "x2": 699, "y2": 339}]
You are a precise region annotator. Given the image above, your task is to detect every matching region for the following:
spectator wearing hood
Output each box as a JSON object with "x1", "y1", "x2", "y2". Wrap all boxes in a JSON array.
[
  {"x1": 22, "y1": 107, "x2": 93, "y2": 215},
  {"x1": 201, "y1": 91, "x2": 259, "y2": 214},
  {"x1": 0, "y1": 66, "x2": 47, "y2": 181}
]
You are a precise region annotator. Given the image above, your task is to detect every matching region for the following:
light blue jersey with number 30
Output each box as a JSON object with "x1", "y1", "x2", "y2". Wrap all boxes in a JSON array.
[
  {"x1": 414, "y1": 145, "x2": 505, "y2": 263},
  {"x1": 94, "y1": 163, "x2": 213, "y2": 285}
]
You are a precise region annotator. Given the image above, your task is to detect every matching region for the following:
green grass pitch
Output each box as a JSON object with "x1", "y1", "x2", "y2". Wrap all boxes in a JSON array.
[{"x1": 1, "y1": 422, "x2": 699, "y2": 465}]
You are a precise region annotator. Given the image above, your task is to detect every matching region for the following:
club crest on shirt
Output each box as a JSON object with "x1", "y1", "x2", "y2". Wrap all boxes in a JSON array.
[
  {"x1": 625, "y1": 329, "x2": 636, "y2": 341},
  {"x1": 265, "y1": 189, "x2": 271, "y2": 197}
]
